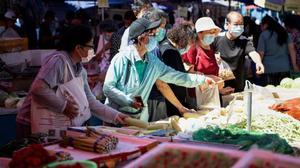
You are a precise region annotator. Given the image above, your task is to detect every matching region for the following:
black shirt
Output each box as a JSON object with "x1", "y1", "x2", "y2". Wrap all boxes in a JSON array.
[
  {"x1": 212, "y1": 35, "x2": 255, "y2": 91},
  {"x1": 160, "y1": 39, "x2": 187, "y2": 116}
]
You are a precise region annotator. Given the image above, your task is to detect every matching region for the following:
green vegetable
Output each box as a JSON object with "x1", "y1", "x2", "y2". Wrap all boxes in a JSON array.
[
  {"x1": 291, "y1": 79, "x2": 300, "y2": 89},
  {"x1": 231, "y1": 114, "x2": 300, "y2": 144},
  {"x1": 265, "y1": 85, "x2": 275, "y2": 88},
  {"x1": 192, "y1": 126, "x2": 294, "y2": 154},
  {"x1": 280, "y1": 77, "x2": 294, "y2": 88}
]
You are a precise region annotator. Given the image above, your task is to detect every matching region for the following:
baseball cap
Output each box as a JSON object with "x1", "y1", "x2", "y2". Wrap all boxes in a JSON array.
[
  {"x1": 4, "y1": 10, "x2": 16, "y2": 20},
  {"x1": 195, "y1": 17, "x2": 220, "y2": 33},
  {"x1": 129, "y1": 17, "x2": 161, "y2": 41}
]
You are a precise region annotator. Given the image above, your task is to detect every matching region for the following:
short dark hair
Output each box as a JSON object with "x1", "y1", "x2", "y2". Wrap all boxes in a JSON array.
[
  {"x1": 57, "y1": 25, "x2": 93, "y2": 52},
  {"x1": 167, "y1": 23, "x2": 195, "y2": 48}
]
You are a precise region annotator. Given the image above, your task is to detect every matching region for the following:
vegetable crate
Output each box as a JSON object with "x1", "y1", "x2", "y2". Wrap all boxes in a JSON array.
[
  {"x1": 124, "y1": 142, "x2": 245, "y2": 168},
  {"x1": 233, "y1": 148, "x2": 300, "y2": 168}
]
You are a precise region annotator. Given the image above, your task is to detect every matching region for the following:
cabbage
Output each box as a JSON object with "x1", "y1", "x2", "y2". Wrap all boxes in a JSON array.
[
  {"x1": 291, "y1": 79, "x2": 300, "y2": 89},
  {"x1": 294, "y1": 77, "x2": 300, "y2": 83},
  {"x1": 280, "y1": 78, "x2": 294, "y2": 88},
  {"x1": 265, "y1": 85, "x2": 275, "y2": 88}
]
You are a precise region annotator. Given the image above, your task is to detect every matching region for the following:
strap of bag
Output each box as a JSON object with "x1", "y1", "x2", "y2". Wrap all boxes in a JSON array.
[{"x1": 117, "y1": 59, "x2": 131, "y2": 86}]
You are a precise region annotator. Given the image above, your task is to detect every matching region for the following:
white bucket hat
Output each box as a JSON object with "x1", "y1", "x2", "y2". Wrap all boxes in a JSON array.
[{"x1": 195, "y1": 17, "x2": 220, "y2": 33}]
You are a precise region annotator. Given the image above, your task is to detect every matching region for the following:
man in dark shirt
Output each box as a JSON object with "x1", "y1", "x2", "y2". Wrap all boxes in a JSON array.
[{"x1": 212, "y1": 11, "x2": 264, "y2": 92}]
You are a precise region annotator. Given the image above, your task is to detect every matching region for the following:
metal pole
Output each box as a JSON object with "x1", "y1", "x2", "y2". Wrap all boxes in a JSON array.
[{"x1": 246, "y1": 91, "x2": 252, "y2": 131}]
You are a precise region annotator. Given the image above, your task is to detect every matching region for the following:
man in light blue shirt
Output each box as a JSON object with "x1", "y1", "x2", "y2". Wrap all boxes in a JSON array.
[{"x1": 104, "y1": 18, "x2": 214, "y2": 121}]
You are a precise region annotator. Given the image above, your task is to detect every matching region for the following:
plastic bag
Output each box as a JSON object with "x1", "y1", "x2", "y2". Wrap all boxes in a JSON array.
[
  {"x1": 218, "y1": 59, "x2": 235, "y2": 81},
  {"x1": 244, "y1": 80, "x2": 274, "y2": 100},
  {"x1": 195, "y1": 85, "x2": 221, "y2": 109}
]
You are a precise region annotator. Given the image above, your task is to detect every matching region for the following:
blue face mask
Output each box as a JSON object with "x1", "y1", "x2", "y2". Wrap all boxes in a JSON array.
[
  {"x1": 146, "y1": 36, "x2": 158, "y2": 52},
  {"x1": 230, "y1": 25, "x2": 244, "y2": 37},
  {"x1": 202, "y1": 34, "x2": 215, "y2": 46},
  {"x1": 155, "y1": 28, "x2": 166, "y2": 42}
]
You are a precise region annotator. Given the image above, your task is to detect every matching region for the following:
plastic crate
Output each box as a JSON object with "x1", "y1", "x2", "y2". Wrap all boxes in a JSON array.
[
  {"x1": 233, "y1": 149, "x2": 300, "y2": 168},
  {"x1": 125, "y1": 142, "x2": 245, "y2": 168}
]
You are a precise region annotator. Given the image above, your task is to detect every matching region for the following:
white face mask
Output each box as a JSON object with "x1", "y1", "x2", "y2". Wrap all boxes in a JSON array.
[{"x1": 81, "y1": 49, "x2": 95, "y2": 63}]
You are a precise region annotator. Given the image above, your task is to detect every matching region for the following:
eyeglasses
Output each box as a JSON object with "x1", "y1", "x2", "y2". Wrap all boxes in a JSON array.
[{"x1": 81, "y1": 44, "x2": 94, "y2": 49}]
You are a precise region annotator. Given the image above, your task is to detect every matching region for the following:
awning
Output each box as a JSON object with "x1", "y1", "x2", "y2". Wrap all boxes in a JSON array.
[{"x1": 254, "y1": 0, "x2": 300, "y2": 12}]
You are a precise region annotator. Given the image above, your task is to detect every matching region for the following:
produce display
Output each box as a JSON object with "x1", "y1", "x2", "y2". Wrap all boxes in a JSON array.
[
  {"x1": 0, "y1": 90, "x2": 26, "y2": 108},
  {"x1": 9, "y1": 144, "x2": 56, "y2": 168},
  {"x1": 60, "y1": 129, "x2": 118, "y2": 154},
  {"x1": 269, "y1": 97, "x2": 300, "y2": 120},
  {"x1": 192, "y1": 126, "x2": 294, "y2": 154},
  {"x1": 142, "y1": 148, "x2": 238, "y2": 168},
  {"x1": 231, "y1": 109, "x2": 300, "y2": 144},
  {"x1": 0, "y1": 133, "x2": 47, "y2": 157},
  {"x1": 171, "y1": 108, "x2": 245, "y2": 133},
  {"x1": 125, "y1": 142, "x2": 245, "y2": 168},
  {"x1": 266, "y1": 77, "x2": 300, "y2": 89}
]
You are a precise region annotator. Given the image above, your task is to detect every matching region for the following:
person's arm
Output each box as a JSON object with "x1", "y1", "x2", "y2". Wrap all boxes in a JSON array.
[
  {"x1": 31, "y1": 79, "x2": 67, "y2": 113},
  {"x1": 155, "y1": 80, "x2": 195, "y2": 114},
  {"x1": 249, "y1": 51, "x2": 264, "y2": 74},
  {"x1": 103, "y1": 55, "x2": 133, "y2": 107},
  {"x1": 247, "y1": 36, "x2": 264, "y2": 74},
  {"x1": 288, "y1": 42, "x2": 300, "y2": 72},
  {"x1": 155, "y1": 53, "x2": 207, "y2": 87},
  {"x1": 31, "y1": 56, "x2": 68, "y2": 113}
]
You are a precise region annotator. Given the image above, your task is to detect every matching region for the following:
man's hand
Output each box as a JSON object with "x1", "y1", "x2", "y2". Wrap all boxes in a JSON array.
[
  {"x1": 178, "y1": 106, "x2": 196, "y2": 114},
  {"x1": 63, "y1": 91, "x2": 79, "y2": 119},
  {"x1": 115, "y1": 113, "x2": 129, "y2": 125},
  {"x1": 256, "y1": 63, "x2": 264, "y2": 74}
]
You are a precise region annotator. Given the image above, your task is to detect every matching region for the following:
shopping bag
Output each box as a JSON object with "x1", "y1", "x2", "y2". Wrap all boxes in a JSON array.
[
  {"x1": 195, "y1": 85, "x2": 221, "y2": 109},
  {"x1": 218, "y1": 59, "x2": 235, "y2": 81}
]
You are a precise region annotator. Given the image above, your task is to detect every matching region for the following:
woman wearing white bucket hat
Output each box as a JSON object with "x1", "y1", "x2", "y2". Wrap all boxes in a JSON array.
[{"x1": 182, "y1": 17, "x2": 234, "y2": 108}]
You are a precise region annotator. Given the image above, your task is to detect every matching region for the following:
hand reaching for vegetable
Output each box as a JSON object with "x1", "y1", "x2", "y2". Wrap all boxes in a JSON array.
[
  {"x1": 178, "y1": 106, "x2": 196, "y2": 114},
  {"x1": 63, "y1": 91, "x2": 79, "y2": 119}
]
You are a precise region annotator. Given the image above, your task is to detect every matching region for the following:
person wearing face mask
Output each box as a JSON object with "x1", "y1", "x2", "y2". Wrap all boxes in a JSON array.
[
  {"x1": 144, "y1": 9, "x2": 196, "y2": 121},
  {"x1": 212, "y1": 11, "x2": 264, "y2": 92},
  {"x1": 16, "y1": 25, "x2": 128, "y2": 139},
  {"x1": 156, "y1": 23, "x2": 204, "y2": 117},
  {"x1": 103, "y1": 18, "x2": 216, "y2": 122},
  {"x1": 119, "y1": 0, "x2": 152, "y2": 50},
  {"x1": 182, "y1": 17, "x2": 233, "y2": 109}
]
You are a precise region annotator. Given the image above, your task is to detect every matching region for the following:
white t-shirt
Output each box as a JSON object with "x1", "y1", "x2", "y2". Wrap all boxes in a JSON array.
[{"x1": 120, "y1": 27, "x2": 130, "y2": 51}]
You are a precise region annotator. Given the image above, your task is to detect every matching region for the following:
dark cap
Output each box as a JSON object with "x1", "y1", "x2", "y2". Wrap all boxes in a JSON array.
[{"x1": 129, "y1": 18, "x2": 161, "y2": 41}]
